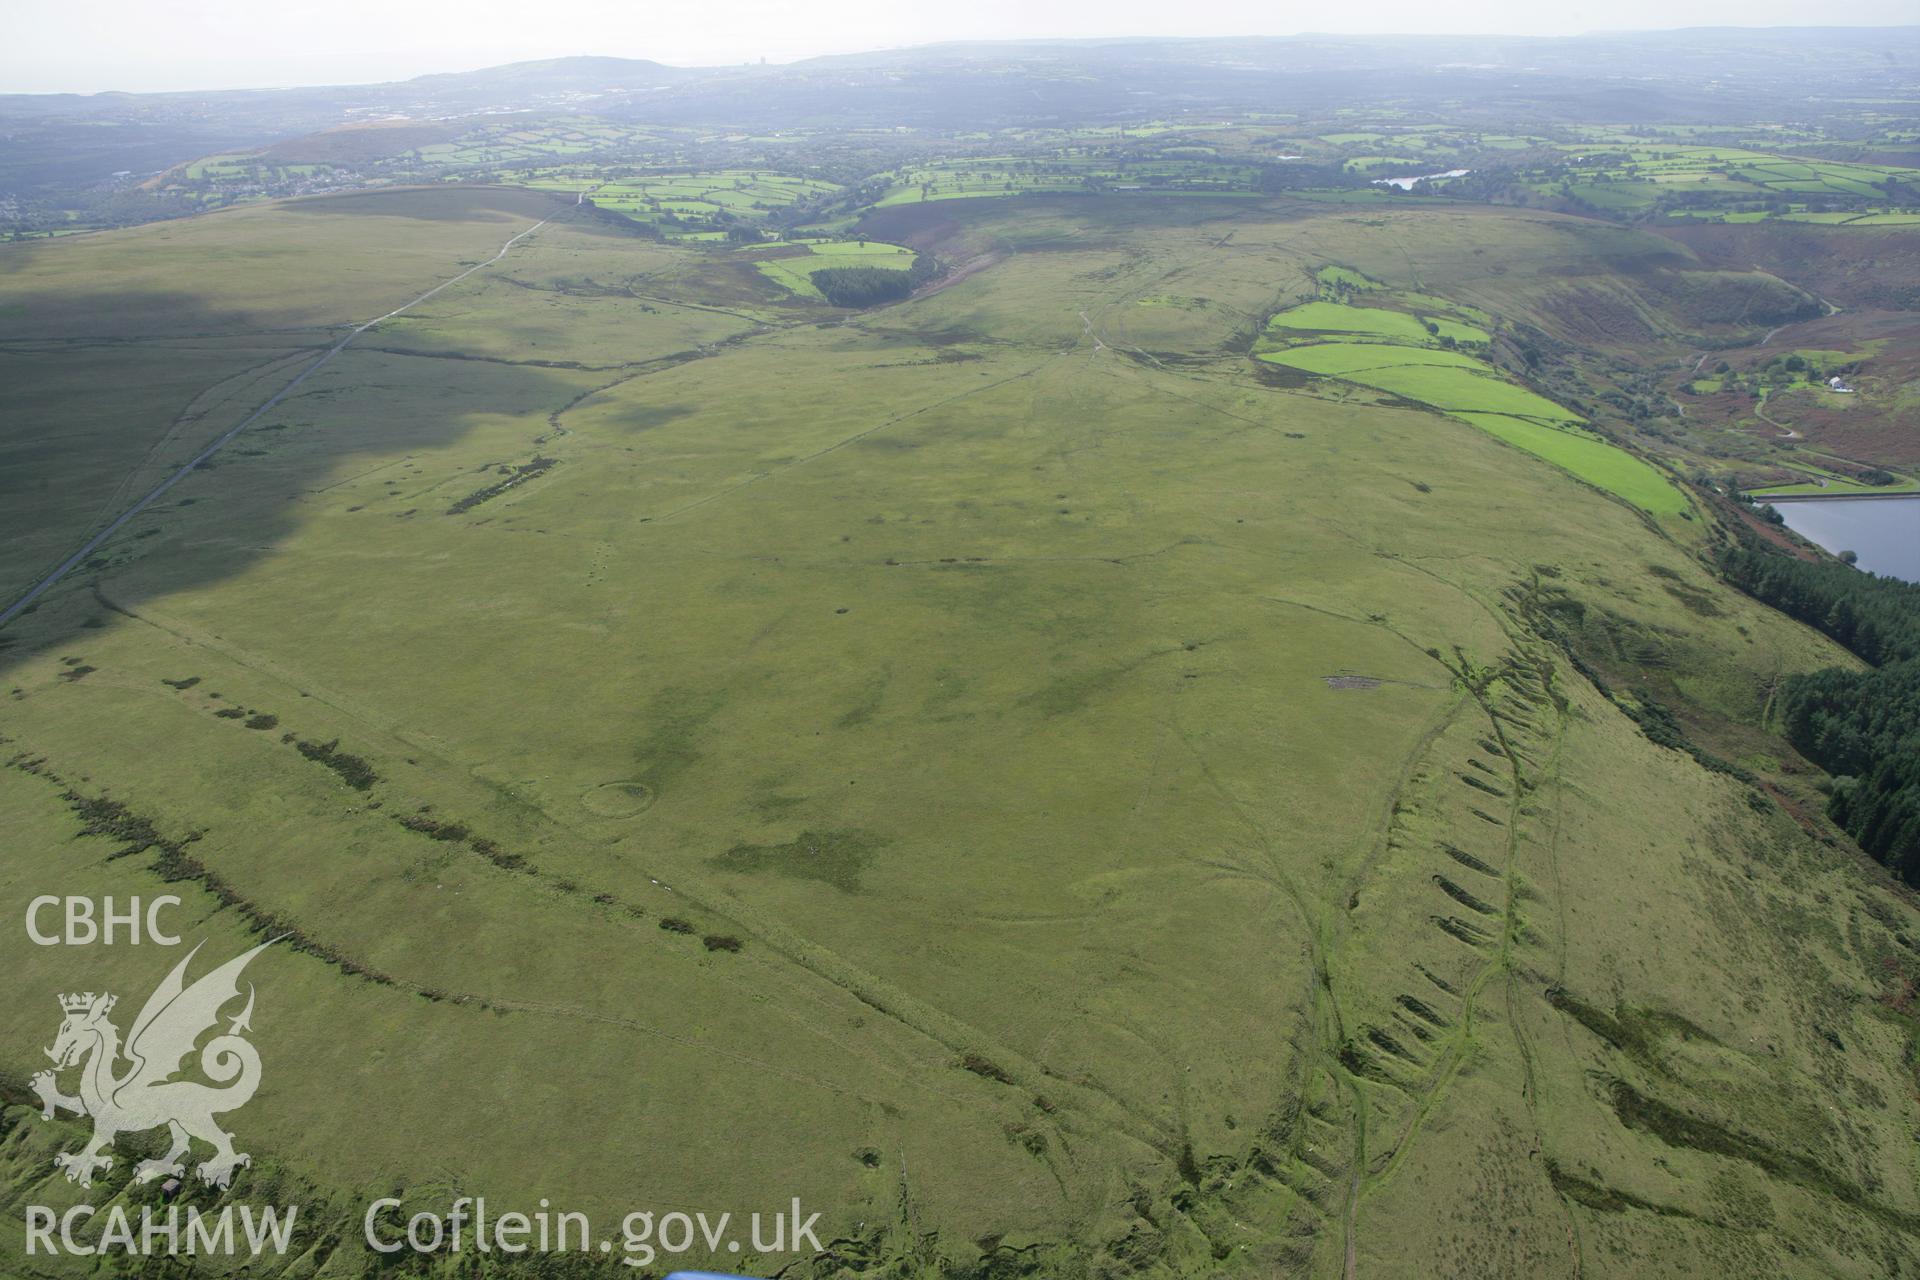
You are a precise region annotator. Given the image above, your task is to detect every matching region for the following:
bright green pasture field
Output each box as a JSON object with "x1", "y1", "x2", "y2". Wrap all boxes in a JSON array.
[
  {"x1": 1347, "y1": 363, "x2": 1581, "y2": 420},
  {"x1": 1267, "y1": 341, "x2": 1681, "y2": 513},
  {"x1": 1255, "y1": 279, "x2": 1683, "y2": 515},
  {"x1": 1749, "y1": 472, "x2": 1920, "y2": 497},
  {"x1": 1265, "y1": 300, "x2": 1487, "y2": 344},
  {"x1": 1528, "y1": 142, "x2": 1919, "y2": 220},
  {"x1": 1841, "y1": 211, "x2": 1920, "y2": 225},
  {"x1": 1665, "y1": 208, "x2": 1776, "y2": 223},
  {"x1": 1261, "y1": 342, "x2": 1489, "y2": 375},
  {"x1": 1564, "y1": 181, "x2": 1666, "y2": 212},
  {"x1": 401, "y1": 118, "x2": 682, "y2": 168},
  {"x1": 1315, "y1": 265, "x2": 1378, "y2": 290},
  {"x1": 807, "y1": 240, "x2": 913, "y2": 257},
  {"x1": 1456, "y1": 413, "x2": 1692, "y2": 515},
  {"x1": 755, "y1": 240, "x2": 915, "y2": 297},
  {"x1": 0, "y1": 188, "x2": 1913, "y2": 1278},
  {"x1": 559, "y1": 170, "x2": 839, "y2": 225},
  {"x1": 1779, "y1": 209, "x2": 1920, "y2": 226}
]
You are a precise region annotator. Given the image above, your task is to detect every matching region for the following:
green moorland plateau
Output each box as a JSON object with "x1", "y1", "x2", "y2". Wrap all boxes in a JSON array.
[{"x1": 4, "y1": 183, "x2": 1920, "y2": 1279}]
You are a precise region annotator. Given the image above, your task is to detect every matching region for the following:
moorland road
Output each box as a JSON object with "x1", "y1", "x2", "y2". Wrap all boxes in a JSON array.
[{"x1": 0, "y1": 206, "x2": 566, "y2": 629}]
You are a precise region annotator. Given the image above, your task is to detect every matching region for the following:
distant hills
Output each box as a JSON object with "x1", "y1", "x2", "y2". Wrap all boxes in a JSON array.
[
  {"x1": 3, "y1": 29, "x2": 1918, "y2": 195},
  {"x1": 397, "y1": 55, "x2": 699, "y2": 102}
]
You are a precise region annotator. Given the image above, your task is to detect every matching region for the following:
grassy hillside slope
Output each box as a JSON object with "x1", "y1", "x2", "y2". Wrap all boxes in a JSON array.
[
  {"x1": 0, "y1": 186, "x2": 566, "y2": 606},
  {"x1": 1, "y1": 188, "x2": 1916, "y2": 1278}
]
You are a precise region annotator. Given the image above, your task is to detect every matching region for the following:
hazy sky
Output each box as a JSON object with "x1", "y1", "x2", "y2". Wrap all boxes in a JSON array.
[{"x1": 5, "y1": 0, "x2": 1916, "y2": 94}]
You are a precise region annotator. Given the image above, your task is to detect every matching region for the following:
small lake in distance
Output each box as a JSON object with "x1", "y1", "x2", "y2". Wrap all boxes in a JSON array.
[
  {"x1": 1772, "y1": 496, "x2": 1920, "y2": 582},
  {"x1": 1371, "y1": 169, "x2": 1471, "y2": 191}
]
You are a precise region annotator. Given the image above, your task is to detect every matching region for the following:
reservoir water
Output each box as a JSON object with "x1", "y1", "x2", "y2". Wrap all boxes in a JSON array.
[
  {"x1": 1371, "y1": 168, "x2": 1471, "y2": 191},
  {"x1": 1772, "y1": 496, "x2": 1920, "y2": 582}
]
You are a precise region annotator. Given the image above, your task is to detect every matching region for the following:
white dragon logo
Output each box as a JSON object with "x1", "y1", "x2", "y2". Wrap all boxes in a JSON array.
[{"x1": 30, "y1": 941, "x2": 273, "y2": 1190}]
